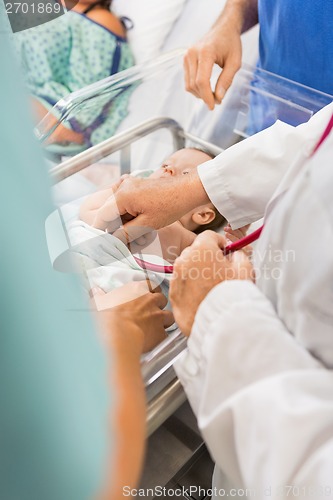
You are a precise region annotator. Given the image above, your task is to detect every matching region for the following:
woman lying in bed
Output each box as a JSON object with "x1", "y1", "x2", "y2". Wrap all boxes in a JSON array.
[{"x1": 15, "y1": 0, "x2": 134, "y2": 147}]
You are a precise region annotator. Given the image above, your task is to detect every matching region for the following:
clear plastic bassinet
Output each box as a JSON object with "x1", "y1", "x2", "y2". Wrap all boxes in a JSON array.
[{"x1": 42, "y1": 49, "x2": 333, "y2": 434}]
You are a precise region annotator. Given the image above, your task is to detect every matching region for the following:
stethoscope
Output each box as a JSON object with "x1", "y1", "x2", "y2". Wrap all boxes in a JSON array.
[{"x1": 133, "y1": 112, "x2": 333, "y2": 275}]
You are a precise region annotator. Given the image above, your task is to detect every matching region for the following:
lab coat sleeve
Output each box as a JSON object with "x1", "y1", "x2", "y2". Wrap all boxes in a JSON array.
[
  {"x1": 198, "y1": 102, "x2": 333, "y2": 229},
  {"x1": 174, "y1": 280, "x2": 333, "y2": 493}
]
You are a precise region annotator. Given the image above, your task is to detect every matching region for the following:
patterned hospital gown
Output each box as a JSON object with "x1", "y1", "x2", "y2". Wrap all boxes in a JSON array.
[{"x1": 15, "y1": 11, "x2": 135, "y2": 147}]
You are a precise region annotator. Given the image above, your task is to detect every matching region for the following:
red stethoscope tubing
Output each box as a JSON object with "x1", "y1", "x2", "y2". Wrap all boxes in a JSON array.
[
  {"x1": 133, "y1": 256, "x2": 174, "y2": 274},
  {"x1": 223, "y1": 225, "x2": 264, "y2": 255},
  {"x1": 134, "y1": 112, "x2": 333, "y2": 275},
  {"x1": 133, "y1": 226, "x2": 264, "y2": 273}
]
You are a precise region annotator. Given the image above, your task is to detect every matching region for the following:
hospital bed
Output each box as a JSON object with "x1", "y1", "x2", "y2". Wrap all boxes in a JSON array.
[
  {"x1": 36, "y1": 0, "x2": 257, "y2": 160},
  {"x1": 44, "y1": 52, "x2": 333, "y2": 446}
]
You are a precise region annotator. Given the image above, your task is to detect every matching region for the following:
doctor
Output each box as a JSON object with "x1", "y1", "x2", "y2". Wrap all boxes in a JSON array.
[
  {"x1": 183, "y1": 0, "x2": 333, "y2": 110},
  {"x1": 0, "y1": 5, "x2": 172, "y2": 499},
  {"x1": 94, "y1": 101, "x2": 333, "y2": 498}
]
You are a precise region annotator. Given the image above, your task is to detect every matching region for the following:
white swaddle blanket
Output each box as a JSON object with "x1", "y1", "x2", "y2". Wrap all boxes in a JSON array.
[
  {"x1": 68, "y1": 221, "x2": 177, "y2": 331},
  {"x1": 68, "y1": 220, "x2": 171, "y2": 297}
]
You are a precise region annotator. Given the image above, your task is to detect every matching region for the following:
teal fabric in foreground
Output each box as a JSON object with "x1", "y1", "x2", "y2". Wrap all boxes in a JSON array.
[{"x1": 0, "y1": 5, "x2": 110, "y2": 500}]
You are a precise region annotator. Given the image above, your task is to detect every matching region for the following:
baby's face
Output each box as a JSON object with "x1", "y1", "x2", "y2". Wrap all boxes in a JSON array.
[{"x1": 149, "y1": 148, "x2": 212, "y2": 179}]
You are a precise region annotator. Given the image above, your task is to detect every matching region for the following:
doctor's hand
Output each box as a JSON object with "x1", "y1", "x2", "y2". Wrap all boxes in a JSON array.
[
  {"x1": 169, "y1": 231, "x2": 254, "y2": 336},
  {"x1": 92, "y1": 281, "x2": 174, "y2": 353},
  {"x1": 93, "y1": 170, "x2": 209, "y2": 239},
  {"x1": 184, "y1": 15, "x2": 242, "y2": 109}
]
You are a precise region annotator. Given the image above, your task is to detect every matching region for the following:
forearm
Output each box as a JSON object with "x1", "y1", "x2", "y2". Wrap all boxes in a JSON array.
[
  {"x1": 98, "y1": 169, "x2": 211, "y2": 232},
  {"x1": 212, "y1": 0, "x2": 258, "y2": 35},
  {"x1": 182, "y1": 168, "x2": 210, "y2": 211},
  {"x1": 98, "y1": 317, "x2": 146, "y2": 500}
]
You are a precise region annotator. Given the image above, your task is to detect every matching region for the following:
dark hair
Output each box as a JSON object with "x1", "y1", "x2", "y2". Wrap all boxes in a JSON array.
[
  {"x1": 189, "y1": 146, "x2": 216, "y2": 159},
  {"x1": 194, "y1": 208, "x2": 226, "y2": 235},
  {"x1": 101, "y1": 0, "x2": 112, "y2": 9}
]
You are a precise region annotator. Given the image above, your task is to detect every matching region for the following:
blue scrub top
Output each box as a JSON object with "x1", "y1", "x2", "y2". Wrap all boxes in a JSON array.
[
  {"x1": 258, "y1": 0, "x2": 333, "y2": 95},
  {"x1": 248, "y1": 1, "x2": 333, "y2": 135},
  {"x1": 0, "y1": 5, "x2": 110, "y2": 500}
]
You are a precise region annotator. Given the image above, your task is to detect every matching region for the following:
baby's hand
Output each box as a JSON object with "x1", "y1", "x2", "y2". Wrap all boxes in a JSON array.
[
  {"x1": 224, "y1": 223, "x2": 250, "y2": 242},
  {"x1": 224, "y1": 224, "x2": 252, "y2": 257},
  {"x1": 80, "y1": 175, "x2": 131, "y2": 226}
]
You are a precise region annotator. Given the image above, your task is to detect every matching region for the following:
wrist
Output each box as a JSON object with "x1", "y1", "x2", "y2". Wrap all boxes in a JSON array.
[
  {"x1": 217, "y1": 0, "x2": 256, "y2": 34},
  {"x1": 219, "y1": 0, "x2": 247, "y2": 33},
  {"x1": 182, "y1": 168, "x2": 210, "y2": 211}
]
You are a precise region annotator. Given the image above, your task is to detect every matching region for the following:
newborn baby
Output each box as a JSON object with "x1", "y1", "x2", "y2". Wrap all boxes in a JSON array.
[
  {"x1": 68, "y1": 148, "x2": 225, "y2": 298},
  {"x1": 79, "y1": 148, "x2": 225, "y2": 265}
]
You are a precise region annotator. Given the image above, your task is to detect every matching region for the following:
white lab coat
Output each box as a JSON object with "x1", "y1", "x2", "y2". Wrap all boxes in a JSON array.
[{"x1": 174, "y1": 102, "x2": 333, "y2": 499}]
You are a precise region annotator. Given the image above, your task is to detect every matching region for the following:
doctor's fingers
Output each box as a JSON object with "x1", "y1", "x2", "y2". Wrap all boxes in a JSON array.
[
  {"x1": 161, "y1": 309, "x2": 175, "y2": 329},
  {"x1": 173, "y1": 232, "x2": 227, "y2": 272},
  {"x1": 196, "y1": 53, "x2": 217, "y2": 110},
  {"x1": 230, "y1": 250, "x2": 255, "y2": 281},
  {"x1": 213, "y1": 57, "x2": 240, "y2": 104},
  {"x1": 184, "y1": 49, "x2": 200, "y2": 99},
  {"x1": 192, "y1": 230, "x2": 227, "y2": 251},
  {"x1": 141, "y1": 289, "x2": 174, "y2": 322},
  {"x1": 93, "y1": 176, "x2": 148, "y2": 231},
  {"x1": 143, "y1": 293, "x2": 174, "y2": 328},
  {"x1": 109, "y1": 174, "x2": 131, "y2": 193},
  {"x1": 92, "y1": 195, "x2": 125, "y2": 231},
  {"x1": 141, "y1": 309, "x2": 174, "y2": 352},
  {"x1": 185, "y1": 47, "x2": 216, "y2": 109},
  {"x1": 112, "y1": 220, "x2": 157, "y2": 249},
  {"x1": 149, "y1": 289, "x2": 172, "y2": 311}
]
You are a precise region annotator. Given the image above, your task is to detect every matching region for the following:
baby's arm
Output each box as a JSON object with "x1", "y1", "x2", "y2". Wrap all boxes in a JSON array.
[{"x1": 79, "y1": 187, "x2": 115, "y2": 226}]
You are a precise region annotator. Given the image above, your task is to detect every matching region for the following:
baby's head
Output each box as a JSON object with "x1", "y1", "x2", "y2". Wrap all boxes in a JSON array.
[
  {"x1": 150, "y1": 148, "x2": 225, "y2": 234},
  {"x1": 75, "y1": 0, "x2": 112, "y2": 9}
]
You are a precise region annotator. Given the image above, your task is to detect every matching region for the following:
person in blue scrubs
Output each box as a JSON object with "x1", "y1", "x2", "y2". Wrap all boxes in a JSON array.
[
  {"x1": 183, "y1": 0, "x2": 333, "y2": 109},
  {"x1": 0, "y1": 4, "x2": 171, "y2": 499}
]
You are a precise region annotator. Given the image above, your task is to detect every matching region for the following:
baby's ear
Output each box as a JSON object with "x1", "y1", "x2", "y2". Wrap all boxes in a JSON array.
[{"x1": 192, "y1": 206, "x2": 216, "y2": 226}]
